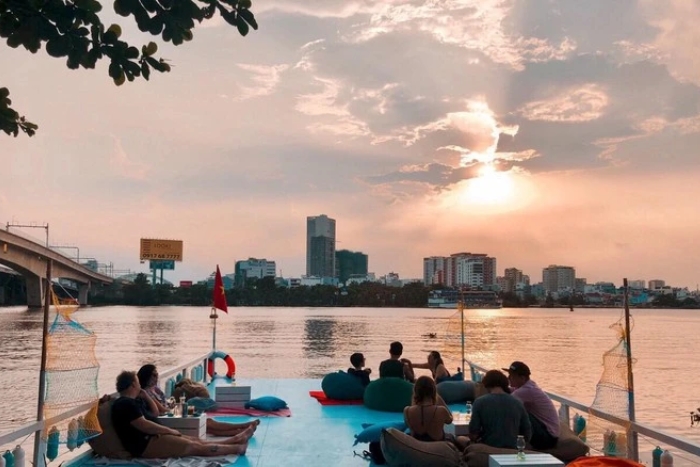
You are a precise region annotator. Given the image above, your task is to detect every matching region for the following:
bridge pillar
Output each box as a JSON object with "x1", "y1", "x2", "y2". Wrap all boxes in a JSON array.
[
  {"x1": 78, "y1": 282, "x2": 90, "y2": 306},
  {"x1": 26, "y1": 275, "x2": 45, "y2": 309}
]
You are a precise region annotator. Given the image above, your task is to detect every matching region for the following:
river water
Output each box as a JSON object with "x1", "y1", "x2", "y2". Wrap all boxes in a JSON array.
[{"x1": 1, "y1": 305, "x2": 698, "y2": 461}]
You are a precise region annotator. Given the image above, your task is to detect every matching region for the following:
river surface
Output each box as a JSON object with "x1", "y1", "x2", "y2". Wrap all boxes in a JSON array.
[{"x1": 1, "y1": 306, "x2": 698, "y2": 461}]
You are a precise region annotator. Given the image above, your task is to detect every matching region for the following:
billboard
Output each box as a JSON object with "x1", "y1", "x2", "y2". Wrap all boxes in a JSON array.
[
  {"x1": 140, "y1": 238, "x2": 183, "y2": 261},
  {"x1": 149, "y1": 260, "x2": 175, "y2": 270},
  {"x1": 179, "y1": 280, "x2": 193, "y2": 288}
]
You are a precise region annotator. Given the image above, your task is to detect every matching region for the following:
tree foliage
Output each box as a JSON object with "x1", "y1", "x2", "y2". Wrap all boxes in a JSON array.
[{"x1": 0, "y1": 0, "x2": 257, "y2": 137}]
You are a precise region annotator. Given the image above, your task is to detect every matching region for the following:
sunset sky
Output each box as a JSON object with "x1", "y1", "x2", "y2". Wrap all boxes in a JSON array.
[{"x1": 2, "y1": 0, "x2": 700, "y2": 287}]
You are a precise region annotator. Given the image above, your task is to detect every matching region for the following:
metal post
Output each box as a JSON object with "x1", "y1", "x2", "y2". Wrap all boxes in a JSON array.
[
  {"x1": 459, "y1": 295, "x2": 465, "y2": 377},
  {"x1": 623, "y1": 278, "x2": 638, "y2": 460},
  {"x1": 33, "y1": 259, "x2": 52, "y2": 467}
]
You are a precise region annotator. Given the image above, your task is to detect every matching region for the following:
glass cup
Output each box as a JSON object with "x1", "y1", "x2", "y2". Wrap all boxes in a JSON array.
[{"x1": 188, "y1": 405, "x2": 195, "y2": 416}]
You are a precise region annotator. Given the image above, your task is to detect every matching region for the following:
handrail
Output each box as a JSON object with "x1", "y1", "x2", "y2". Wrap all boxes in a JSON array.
[
  {"x1": 466, "y1": 361, "x2": 700, "y2": 458},
  {"x1": 0, "y1": 352, "x2": 211, "y2": 448}
]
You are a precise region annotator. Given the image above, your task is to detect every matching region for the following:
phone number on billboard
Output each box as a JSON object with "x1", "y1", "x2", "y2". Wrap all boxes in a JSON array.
[{"x1": 141, "y1": 254, "x2": 182, "y2": 260}]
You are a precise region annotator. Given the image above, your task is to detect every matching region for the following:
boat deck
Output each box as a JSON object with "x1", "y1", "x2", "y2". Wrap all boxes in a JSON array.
[{"x1": 70, "y1": 378, "x2": 466, "y2": 467}]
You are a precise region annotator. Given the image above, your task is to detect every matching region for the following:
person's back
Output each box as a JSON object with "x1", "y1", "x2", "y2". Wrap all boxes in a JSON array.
[
  {"x1": 112, "y1": 396, "x2": 152, "y2": 457},
  {"x1": 511, "y1": 380, "x2": 560, "y2": 437},
  {"x1": 348, "y1": 352, "x2": 371, "y2": 386},
  {"x1": 379, "y1": 358, "x2": 404, "y2": 378},
  {"x1": 404, "y1": 376, "x2": 453, "y2": 442},
  {"x1": 470, "y1": 392, "x2": 529, "y2": 448}
]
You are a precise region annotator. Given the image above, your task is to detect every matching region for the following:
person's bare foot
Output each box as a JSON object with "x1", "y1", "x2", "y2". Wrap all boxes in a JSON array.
[{"x1": 233, "y1": 443, "x2": 247, "y2": 456}]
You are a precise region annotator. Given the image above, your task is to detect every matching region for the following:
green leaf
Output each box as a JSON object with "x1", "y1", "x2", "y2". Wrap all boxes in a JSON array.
[
  {"x1": 236, "y1": 16, "x2": 249, "y2": 36},
  {"x1": 141, "y1": 62, "x2": 151, "y2": 80},
  {"x1": 238, "y1": 9, "x2": 258, "y2": 30},
  {"x1": 125, "y1": 46, "x2": 139, "y2": 59},
  {"x1": 46, "y1": 37, "x2": 69, "y2": 57}
]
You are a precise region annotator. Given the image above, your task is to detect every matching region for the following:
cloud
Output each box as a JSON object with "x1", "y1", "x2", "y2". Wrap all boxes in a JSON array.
[
  {"x1": 234, "y1": 64, "x2": 290, "y2": 101},
  {"x1": 346, "y1": 0, "x2": 576, "y2": 70},
  {"x1": 518, "y1": 84, "x2": 609, "y2": 122}
]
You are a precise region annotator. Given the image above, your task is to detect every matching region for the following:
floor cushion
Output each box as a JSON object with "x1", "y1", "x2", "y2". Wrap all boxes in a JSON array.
[
  {"x1": 87, "y1": 400, "x2": 131, "y2": 459},
  {"x1": 245, "y1": 396, "x2": 288, "y2": 411},
  {"x1": 437, "y1": 381, "x2": 476, "y2": 403},
  {"x1": 380, "y1": 427, "x2": 464, "y2": 467},
  {"x1": 364, "y1": 378, "x2": 413, "y2": 413},
  {"x1": 321, "y1": 371, "x2": 366, "y2": 400},
  {"x1": 354, "y1": 421, "x2": 407, "y2": 445},
  {"x1": 465, "y1": 422, "x2": 589, "y2": 467}
]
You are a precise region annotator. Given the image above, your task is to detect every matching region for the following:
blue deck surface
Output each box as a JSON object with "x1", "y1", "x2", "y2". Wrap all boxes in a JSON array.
[
  {"x1": 216, "y1": 378, "x2": 401, "y2": 467},
  {"x1": 216, "y1": 377, "x2": 467, "y2": 467}
]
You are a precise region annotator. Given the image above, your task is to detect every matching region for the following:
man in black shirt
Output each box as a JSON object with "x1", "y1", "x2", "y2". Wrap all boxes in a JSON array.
[
  {"x1": 111, "y1": 371, "x2": 250, "y2": 458},
  {"x1": 378, "y1": 341, "x2": 415, "y2": 382},
  {"x1": 347, "y1": 352, "x2": 371, "y2": 386}
]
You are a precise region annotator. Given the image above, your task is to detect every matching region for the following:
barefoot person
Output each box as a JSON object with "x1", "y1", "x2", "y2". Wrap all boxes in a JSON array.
[
  {"x1": 136, "y1": 364, "x2": 260, "y2": 437},
  {"x1": 112, "y1": 370, "x2": 251, "y2": 458}
]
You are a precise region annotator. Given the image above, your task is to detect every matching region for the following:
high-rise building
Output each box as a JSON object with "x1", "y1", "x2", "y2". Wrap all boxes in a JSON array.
[
  {"x1": 306, "y1": 214, "x2": 336, "y2": 278},
  {"x1": 628, "y1": 280, "x2": 645, "y2": 289},
  {"x1": 234, "y1": 258, "x2": 276, "y2": 287},
  {"x1": 648, "y1": 279, "x2": 665, "y2": 290},
  {"x1": 335, "y1": 250, "x2": 368, "y2": 284},
  {"x1": 542, "y1": 265, "x2": 576, "y2": 293},
  {"x1": 423, "y1": 256, "x2": 447, "y2": 285},
  {"x1": 504, "y1": 268, "x2": 524, "y2": 293}
]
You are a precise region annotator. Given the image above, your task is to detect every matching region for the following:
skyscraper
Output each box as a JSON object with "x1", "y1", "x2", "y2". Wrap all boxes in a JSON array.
[
  {"x1": 306, "y1": 214, "x2": 336, "y2": 278},
  {"x1": 335, "y1": 250, "x2": 368, "y2": 284}
]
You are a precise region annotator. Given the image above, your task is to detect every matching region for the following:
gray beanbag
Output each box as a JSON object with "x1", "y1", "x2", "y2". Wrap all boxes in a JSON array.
[
  {"x1": 380, "y1": 427, "x2": 464, "y2": 467},
  {"x1": 437, "y1": 381, "x2": 476, "y2": 403}
]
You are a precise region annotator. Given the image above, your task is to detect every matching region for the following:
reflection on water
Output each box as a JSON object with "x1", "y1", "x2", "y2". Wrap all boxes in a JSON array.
[{"x1": 1, "y1": 306, "x2": 699, "y2": 448}]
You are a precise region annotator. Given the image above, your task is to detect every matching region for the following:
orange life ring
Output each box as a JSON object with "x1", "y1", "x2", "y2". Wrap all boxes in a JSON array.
[{"x1": 207, "y1": 350, "x2": 236, "y2": 379}]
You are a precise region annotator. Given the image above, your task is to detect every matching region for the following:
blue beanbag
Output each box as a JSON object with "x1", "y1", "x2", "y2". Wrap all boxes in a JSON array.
[
  {"x1": 437, "y1": 380, "x2": 476, "y2": 404},
  {"x1": 321, "y1": 371, "x2": 366, "y2": 400},
  {"x1": 189, "y1": 397, "x2": 218, "y2": 412},
  {"x1": 354, "y1": 421, "x2": 407, "y2": 445},
  {"x1": 245, "y1": 396, "x2": 288, "y2": 411}
]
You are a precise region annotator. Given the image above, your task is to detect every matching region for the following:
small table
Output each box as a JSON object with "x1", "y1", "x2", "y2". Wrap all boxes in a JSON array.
[
  {"x1": 489, "y1": 454, "x2": 564, "y2": 467},
  {"x1": 446, "y1": 414, "x2": 470, "y2": 436},
  {"x1": 157, "y1": 413, "x2": 207, "y2": 439}
]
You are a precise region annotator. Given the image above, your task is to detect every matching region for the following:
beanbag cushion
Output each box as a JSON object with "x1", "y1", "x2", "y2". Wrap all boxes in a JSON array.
[
  {"x1": 321, "y1": 371, "x2": 366, "y2": 400},
  {"x1": 354, "y1": 421, "x2": 407, "y2": 445},
  {"x1": 364, "y1": 377, "x2": 413, "y2": 413},
  {"x1": 188, "y1": 397, "x2": 218, "y2": 412},
  {"x1": 437, "y1": 380, "x2": 476, "y2": 403},
  {"x1": 464, "y1": 423, "x2": 589, "y2": 467},
  {"x1": 245, "y1": 396, "x2": 288, "y2": 411},
  {"x1": 173, "y1": 378, "x2": 210, "y2": 401},
  {"x1": 380, "y1": 427, "x2": 464, "y2": 467},
  {"x1": 88, "y1": 399, "x2": 131, "y2": 459}
]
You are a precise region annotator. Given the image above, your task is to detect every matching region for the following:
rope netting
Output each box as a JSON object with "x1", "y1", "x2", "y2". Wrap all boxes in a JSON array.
[
  {"x1": 583, "y1": 312, "x2": 635, "y2": 456},
  {"x1": 42, "y1": 290, "x2": 101, "y2": 449}
]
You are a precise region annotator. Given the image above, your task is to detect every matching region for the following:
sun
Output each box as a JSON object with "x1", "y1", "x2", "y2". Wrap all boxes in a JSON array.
[{"x1": 462, "y1": 164, "x2": 515, "y2": 205}]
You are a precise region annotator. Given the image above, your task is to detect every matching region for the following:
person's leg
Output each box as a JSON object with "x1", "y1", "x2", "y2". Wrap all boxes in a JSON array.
[
  {"x1": 142, "y1": 434, "x2": 248, "y2": 458},
  {"x1": 527, "y1": 413, "x2": 558, "y2": 450},
  {"x1": 206, "y1": 419, "x2": 259, "y2": 436}
]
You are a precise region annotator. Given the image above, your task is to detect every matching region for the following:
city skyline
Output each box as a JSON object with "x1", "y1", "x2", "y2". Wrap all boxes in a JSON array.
[{"x1": 2, "y1": 2, "x2": 700, "y2": 288}]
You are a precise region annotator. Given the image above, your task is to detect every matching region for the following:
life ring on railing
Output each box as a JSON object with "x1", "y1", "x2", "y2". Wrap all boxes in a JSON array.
[{"x1": 207, "y1": 350, "x2": 236, "y2": 379}]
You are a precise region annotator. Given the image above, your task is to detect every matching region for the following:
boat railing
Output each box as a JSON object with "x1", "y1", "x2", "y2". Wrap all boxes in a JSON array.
[
  {"x1": 467, "y1": 361, "x2": 700, "y2": 464},
  {"x1": 0, "y1": 352, "x2": 211, "y2": 467}
]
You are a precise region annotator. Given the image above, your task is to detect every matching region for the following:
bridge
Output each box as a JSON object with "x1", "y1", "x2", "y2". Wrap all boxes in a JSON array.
[{"x1": 0, "y1": 229, "x2": 113, "y2": 308}]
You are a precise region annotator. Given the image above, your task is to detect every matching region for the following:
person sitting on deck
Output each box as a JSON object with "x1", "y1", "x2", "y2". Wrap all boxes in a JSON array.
[
  {"x1": 347, "y1": 353, "x2": 372, "y2": 387},
  {"x1": 111, "y1": 370, "x2": 251, "y2": 458},
  {"x1": 404, "y1": 351, "x2": 452, "y2": 383},
  {"x1": 404, "y1": 376, "x2": 469, "y2": 450},
  {"x1": 379, "y1": 341, "x2": 415, "y2": 382},
  {"x1": 468, "y1": 369, "x2": 531, "y2": 449},
  {"x1": 503, "y1": 361, "x2": 560, "y2": 450},
  {"x1": 136, "y1": 364, "x2": 259, "y2": 437}
]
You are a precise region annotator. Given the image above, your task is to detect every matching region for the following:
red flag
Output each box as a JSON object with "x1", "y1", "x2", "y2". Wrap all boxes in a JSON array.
[{"x1": 213, "y1": 265, "x2": 228, "y2": 313}]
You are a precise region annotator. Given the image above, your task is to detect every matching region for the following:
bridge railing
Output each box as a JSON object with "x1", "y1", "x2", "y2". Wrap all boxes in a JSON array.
[
  {"x1": 467, "y1": 361, "x2": 700, "y2": 465},
  {"x1": 0, "y1": 353, "x2": 211, "y2": 467}
]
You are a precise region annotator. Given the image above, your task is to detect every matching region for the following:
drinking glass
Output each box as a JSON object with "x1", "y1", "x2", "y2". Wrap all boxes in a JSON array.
[{"x1": 516, "y1": 435, "x2": 526, "y2": 460}]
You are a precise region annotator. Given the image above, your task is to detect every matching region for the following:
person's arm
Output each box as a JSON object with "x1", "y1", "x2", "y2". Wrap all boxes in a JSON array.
[
  {"x1": 519, "y1": 404, "x2": 532, "y2": 442},
  {"x1": 139, "y1": 390, "x2": 163, "y2": 416},
  {"x1": 468, "y1": 402, "x2": 482, "y2": 441},
  {"x1": 440, "y1": 406, "x2": 453, "y2": 425},
  {"x1": 131, "y1": 416, "x2": 181, "y2": 436},
  {"x1": 410, "y1": 361, "x2": 430, "y2": 369}
]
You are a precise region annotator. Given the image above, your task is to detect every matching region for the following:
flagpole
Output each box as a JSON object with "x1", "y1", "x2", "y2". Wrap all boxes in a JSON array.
[{"x1": 211, "y1": 307, "x2": 218, "y2": 351}]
